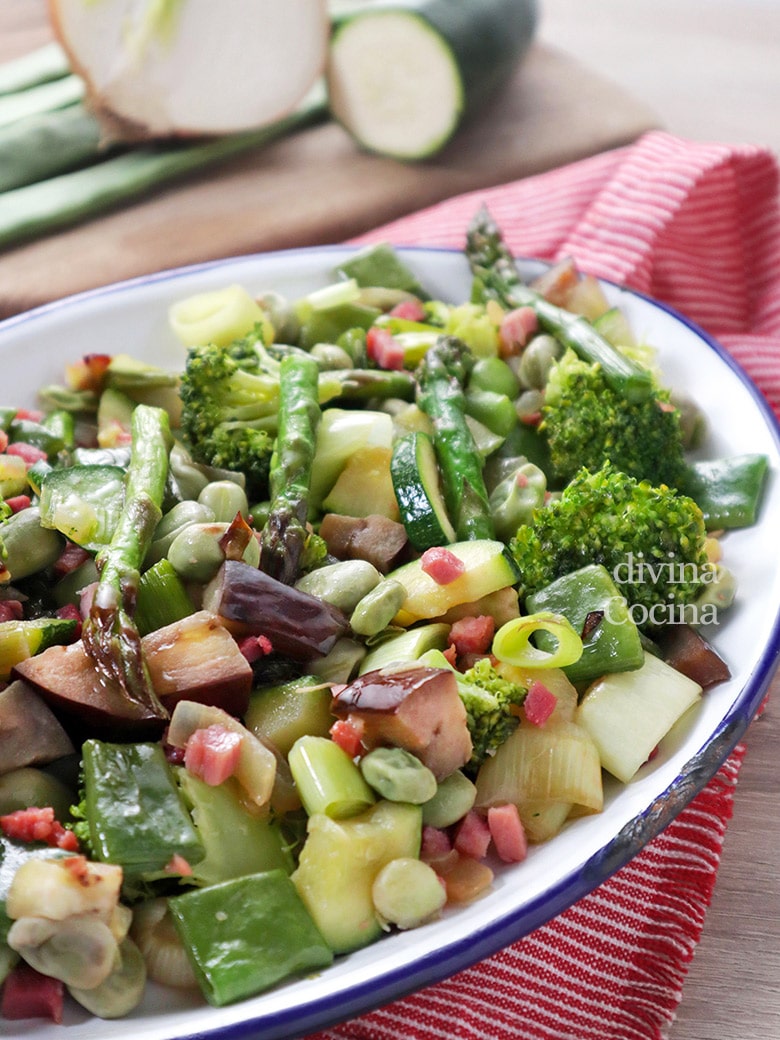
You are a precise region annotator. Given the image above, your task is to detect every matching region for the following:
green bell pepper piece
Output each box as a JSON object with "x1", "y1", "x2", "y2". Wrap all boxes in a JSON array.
[
  {"x1": 526, "y1": 563, "x2": 645, "y2": 685},
  {"x1": 81, "y1": 740, "x2": 204, "y2": 878},
  {"x1": 683, "y1": 453, "x2": 769, "y2": 529},
  {"x1": 169, "y1": 869, "x2": 333, "y2": 1006}
]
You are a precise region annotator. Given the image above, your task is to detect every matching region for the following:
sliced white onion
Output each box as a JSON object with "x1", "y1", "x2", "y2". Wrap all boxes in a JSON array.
[{"x1": 49, "y1": 0, "x2": 329, "y2": 138}]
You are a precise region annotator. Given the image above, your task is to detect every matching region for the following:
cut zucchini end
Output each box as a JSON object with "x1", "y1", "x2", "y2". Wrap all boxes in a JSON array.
[
  {"x1": 391, "y1": 432, "x2": 456, "y2": 550},
  {"x1": 327, "y1": 11, "x2": 464, "y2": 160}
]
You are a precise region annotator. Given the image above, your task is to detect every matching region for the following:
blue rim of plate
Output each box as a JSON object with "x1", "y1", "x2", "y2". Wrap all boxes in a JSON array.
[{"x1": 2, "y1": 245, "x2": 780, "y2": 1040}]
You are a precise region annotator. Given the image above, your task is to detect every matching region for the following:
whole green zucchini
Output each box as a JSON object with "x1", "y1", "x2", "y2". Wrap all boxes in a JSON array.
[{"x1": 327, "y1": 0, "x2": 538, "y2": 160}]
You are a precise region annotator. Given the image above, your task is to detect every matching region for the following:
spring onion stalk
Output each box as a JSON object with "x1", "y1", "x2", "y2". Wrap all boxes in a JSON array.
[
  {"x1": 0, "y1": 104, "x2": 109, "y2": 194},
  {"x1": 135, "y1": 559, "x2": 195, "y2": 637},
  {"x1": 288, "y1": 735, "x2": 376, "y2": 820},
  {"x1": 0, "y1": 43, "x2": 71, "y2": 95},
  {"x1": 0, "y1": 75, "x2": 84, "y2": 129},
  {"x1": 492, "y1": 611, "x2": 584, "y2": 669},
  {"x1": 475, "y1": 719, "x2": 604, "y2": 830},
  {"x1": 0, "y1": 86, "x2": 327, "y2": 251}
]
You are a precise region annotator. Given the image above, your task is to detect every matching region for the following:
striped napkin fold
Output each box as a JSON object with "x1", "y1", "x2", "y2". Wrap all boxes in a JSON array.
[{"x1": 306, "y1": 131, "x2": 780, "y2": 1040}]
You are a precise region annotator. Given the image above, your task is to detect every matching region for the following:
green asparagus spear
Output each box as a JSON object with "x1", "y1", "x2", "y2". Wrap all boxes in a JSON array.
[
  {"x1": 81, "y1": 404, "x2": 172, "y2": 717},
  {"x1": 465, "y1": 205, "x2": 654, "y2": 403},
  {"x1": 260, "y1": 354, "x2": 321, "y2": 585},
  {"x1": 416, "y1": 336, "x2": 495, "y2": 542}
]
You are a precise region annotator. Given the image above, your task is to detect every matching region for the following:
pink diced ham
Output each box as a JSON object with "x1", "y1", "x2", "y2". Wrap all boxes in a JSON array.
[
  {"x1": 6, "y1": 442, "x2": 48, "y2": 466},
  {"x1": 184, "y1": 724, "x2": 243, "y2": 786},
  {"x1": 420, "y1": 547, "x2": 465, "y2": 585},
  {"x1": 1, "y1": 963, "x2": 64, "y2": 1023},
  {"x1": 448, "y1": 615, "x2": 495, "y2": 658},
  {"x1": 499, "y1": 306, "x2": 538, "y2": 357},
  {"x1": 366, "y1": 326, "x2": 405, "y2": 370},
  {"x1": 389, "y1": 299, "x2": 427, "y2": 322},
  {"x1": 453, "y1": 810, "x2": 492, "y2": 860},
  {"x1": 523, "y1": 680, "x2": 558, "y2": 727},
  {"x1": 487, "y1": 803, "x2": 528, "y2": 863}
]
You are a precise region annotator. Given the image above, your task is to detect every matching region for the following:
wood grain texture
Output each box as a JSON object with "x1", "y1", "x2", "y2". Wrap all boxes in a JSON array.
[{"x1": 0, "y1": 0, "x2": 661, "y2": 316}]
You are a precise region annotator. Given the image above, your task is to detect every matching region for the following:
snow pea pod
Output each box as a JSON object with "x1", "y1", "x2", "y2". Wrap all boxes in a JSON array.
[
  {"x1": 80, "y1": 740, "x2": 204, "y2": 878},
  {"x1": 169, "y1": 869, "x2": 333, "y2": 1006},
  {"x1": 682, "y1": 453, "x2": 769, "y2": 529}
]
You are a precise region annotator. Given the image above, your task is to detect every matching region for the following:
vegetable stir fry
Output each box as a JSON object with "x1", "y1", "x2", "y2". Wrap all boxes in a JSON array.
[{"x1": 0, "y1": 209, "x2": 769, "y2": 1024}]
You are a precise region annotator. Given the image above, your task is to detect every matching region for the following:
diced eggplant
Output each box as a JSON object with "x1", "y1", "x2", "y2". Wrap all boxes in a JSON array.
[
  {"x1": 331, "y1": 665, "x2": 472, "y2": 780},
  {"x1": 11, "y1": 611, "x2": 253, "y2": 741},
  {"x1": 0, "y1": 680, "x2": 75, "y2": 776},
  {"x1": 655, "y1": 623, "x2": 731, "y2": 688},
  {"x1": 141, "y1": 611, "x2": 252, "y2": 717},
  {"x1": 202, "y1": 561, "x2": 349, "y2": 660},
  {"x1": 12, "y1": 643, "x2": 169, "y2": 742},
  {"x1": 319, "y1": 513, "x2": 410, "y2": 574}
]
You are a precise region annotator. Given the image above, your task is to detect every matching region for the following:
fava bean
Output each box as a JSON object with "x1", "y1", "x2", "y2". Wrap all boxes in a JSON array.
[
  {"x1": 309, "y1": 343, "x2": 353, "y2": 370},
  {"x1": 146, "y1": 500, "x2": 215, "y2": 567},
  {"x1": 371, "y1": 858, "x2": 446, "y2": 930},
  {"x1": 295, "y1": 560, "x2": 382, "y2": 614},
  {"x1": 517, "y1": 334, "x2": 563, "y2": 390},
  {"x1": 1, "y1": 507, "x2": 64, "y2": 580},
  {"x1": 197, "y1": 480, "x2": 249, "y2": 523},
  {"x1": 167, "y1": 521, "x2": 259, "y2": 584},
  {"x1": 468, "y1": 356, "x2": 520, "y2": 399},
  {"x1": 421, "y1": 770, "x2": 477, "y2": 829},
  {"x1": 359, "y1": 747, "x2": 437, "y2": 804},
  {"x1": 68, "y1": 937, "x2": 147, "y2": 1019},
  {"x1": 350, "y1": 580, "x2": 407, "y2": 637}
]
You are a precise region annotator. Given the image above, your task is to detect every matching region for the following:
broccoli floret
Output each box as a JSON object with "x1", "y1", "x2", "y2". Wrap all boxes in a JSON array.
[
  {"x1": 541, "y1": 349, "x2": 688, "y2": 487},
  {"x1": 179, "y1": 326, "x2": 282, "y2": 498},
  {"x1": 457, "y1": 657, "x2": 526, "y2": 771},
  {"x1": 510, "y1": 463, "x2": 713, "y2": 627}
]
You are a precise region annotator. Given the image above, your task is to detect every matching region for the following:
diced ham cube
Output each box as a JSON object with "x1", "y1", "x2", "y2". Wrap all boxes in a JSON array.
[
  {"x1": 184, "y1": 724, "x2": 243, "y2": 786},
  {"x1": 499, "y1": 306, "x2": 538, "y2": 357},
  {"x1": 388, "y1": 299, "x2": 427, "y2": 322},
  {"x1": 5, "y1": 495, "x2": 31, "y2": 514},
  {"x1": 0, "y1": 600, "x2": 24, "y2": 623},
  {"x1": 329, "y1": 717, "x2": 365, "y2": 759},
  {"x1": 0, "y1": 806, "x2": 78, "y2": 851},
  {"x1": 454, "y1": 810, "x2": 492, "y2": 860},
  {"x1": 1, "y1": 962, "x2": 64, "y2": 1023},
  {"x1": 6, "y1": 442, "x2": 48, "y2": 466},
  {"x1": 448, "y1": 615, "x2": 495, "y2": 658},
  {"x1": 421, "y1": 547, "x2": 465, "y2": 586},
  {"x1": 53, "y1": 541, "x2": 91, "y2": 578},
  {"x1": 487, "y1": 803, "x2": 528, "y2": 863},
  {"x1": 523, "y1": 680, "x2": 558, "y2": 726},
  {"x1": 420, "y1": 825, "x2": 453, "y2": 863},
  {"x1": 366, "y1": 327, "x2": 405, "y2": 370}
]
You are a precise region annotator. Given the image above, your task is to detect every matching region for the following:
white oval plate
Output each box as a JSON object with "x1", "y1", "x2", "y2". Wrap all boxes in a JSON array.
[{"x1": 2, "y1": 246, "x2": 780, "y2": 1040}]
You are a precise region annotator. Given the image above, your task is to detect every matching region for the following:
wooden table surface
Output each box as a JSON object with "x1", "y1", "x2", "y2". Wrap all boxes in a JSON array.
[{"x1": 2, "y1": 4, "x2": 780, "y2": 1039}]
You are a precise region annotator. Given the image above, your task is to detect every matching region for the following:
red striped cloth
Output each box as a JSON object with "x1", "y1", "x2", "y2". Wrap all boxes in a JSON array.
[{"x1": 307, "y1": 132, "x2": 780, "y2": 1040}]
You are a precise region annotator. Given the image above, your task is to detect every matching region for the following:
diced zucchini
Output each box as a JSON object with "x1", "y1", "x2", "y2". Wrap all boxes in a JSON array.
[
  {"x1": 358, "y1": 622, "x2": 451, "y2": 673},
  {"x1": 309, "y1": 408, "x2": 394, "y2": 511},
  {"x1": 322, "y1": 445, "x2": 400, "y2": 520},
  {"x1": 388, "y1": 539, "x2": 520, "y2": 624},
  {"x1": 390, "y1": 431, "x2": 456, "y2": 550},
  {"x1": 38, "y1": 464, "x2": 126, "y2": 550},
  {"x1": 291, "y1": 800, "x2": 421, "y2": 954},
  {"x1": 0, "y1": 617, "x2": 78, "y2": 680}
]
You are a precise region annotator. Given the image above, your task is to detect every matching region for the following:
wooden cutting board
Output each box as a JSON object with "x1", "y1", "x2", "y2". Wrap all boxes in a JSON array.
[{"x1": 0, "y1": 0, "x2": 660, "y2": 318}]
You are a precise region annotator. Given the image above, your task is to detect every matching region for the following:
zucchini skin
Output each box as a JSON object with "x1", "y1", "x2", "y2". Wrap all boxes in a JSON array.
[
  {"x1": 329, "y1": 0, "x2": 538, "y2": 154},
  {"x1": 411, "y1": 0, "x2": 539, "y2": 118}
]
